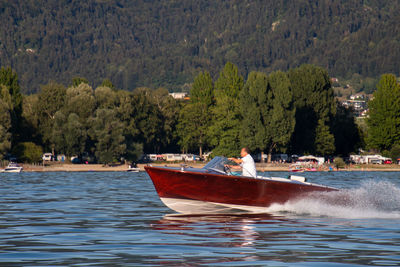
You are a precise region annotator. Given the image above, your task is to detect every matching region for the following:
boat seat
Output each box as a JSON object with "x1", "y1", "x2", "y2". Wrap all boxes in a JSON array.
[{"x1": 288, "y1": 175, "x2": 307, "y2": 182}]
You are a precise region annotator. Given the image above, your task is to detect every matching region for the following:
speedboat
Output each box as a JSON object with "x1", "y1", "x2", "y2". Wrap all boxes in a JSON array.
[
  {"x1": 1, "y1": 162, "x2": 23, "y2": 173},
  {"x1": 127, "y1": 164, "x2": 140, "y2": 172},
  {"x1": 145, "y1": 156, "x2": 338, "y2": 214},
  {"x1": 289, "y1": 163, "x2": 305, "y2": 172}
]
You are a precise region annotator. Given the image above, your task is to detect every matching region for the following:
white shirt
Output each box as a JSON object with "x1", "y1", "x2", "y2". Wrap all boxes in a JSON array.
[{"x1": 240, "y1": 154, "x2": 257, "y2": 177}]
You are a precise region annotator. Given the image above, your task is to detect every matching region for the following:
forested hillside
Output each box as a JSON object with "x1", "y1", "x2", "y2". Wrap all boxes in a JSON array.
[{"x1": 1, "y1": 0, "x2": 400, "y2": 93}]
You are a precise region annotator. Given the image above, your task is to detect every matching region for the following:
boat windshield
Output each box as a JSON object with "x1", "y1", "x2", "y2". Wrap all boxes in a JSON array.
[
  {"x1": 8, "y1": 163, "x2": 19, "y2": 167},
  {"x1": 203, "y1": 156, "x2": 235, "y2": 174}
]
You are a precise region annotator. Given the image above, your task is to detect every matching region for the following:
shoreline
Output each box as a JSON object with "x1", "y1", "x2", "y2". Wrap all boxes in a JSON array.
[{"x1": 16, "y1": 162, "x2": 400, "y2": 172}]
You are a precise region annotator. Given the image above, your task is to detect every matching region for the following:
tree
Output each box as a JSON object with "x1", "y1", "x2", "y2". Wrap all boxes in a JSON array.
[
  {"x1": 208, "y1": 62, "x2": 243, "y2": 157},
  {"x1": 0, "y1": 67, "x2": 22, "y2": 145},
  {"x1": 333, "y1": 157, "x2": 345, "y2": 169},
  {"x1": 239, "y1": 72, "x2": 268, "y2": 153},
  {"x1": 367, "y1": 74, "x2": 400, "y2": 151},
  {"x1": 12, "y1": 142, "x2": 43, "y2": 163},
  {"x1": 51, "y1": 111, "x2": 67, "y2": 154},
  {"x1": 315, "y1": 119, "x2": 336, "y2": 155},
  {"x1": 265, "y1": 71, "x2": 296, "y2": 157},
  {"x1": 0, "y1": 96, "x2": 12, "y2": 159},
  {"x1": 62, "y1": 113, "x2": 87, "y2": 156},
  {"x1": 0, "y1": 67, "x2": 22, "y2": 117},
  {"x1": 94, "y1": 86, "x2": 119, "y2": 109},
  {"x1": 100, "y1": 78, "x2": 115, "y2": 90},
  {"x1": 288, "y1": 64, "x2": 336, "y2": 155},
  {"x1": 240, "y1": 71, "x2": 295, "y2": 161},
  {"x1": 388, "y1": 144, "x2": 400, "y2": 161},
  {"x1": 89, "y1": 109, "x2": 126, "y2": 164},
  {"x1": 116, "y1": 91, "x2": 144, "y2": 161},
  {"x1": 332, "y1": 103, "x2": 361, "y2": 155},
  {"x1": 176, "y1": 71, "x2": 214, "y2": 156},
  {"x1": 190, "y1": 71, "x2": 214, "y2": 107},
  {"x1": 125, "y1": 142, "x2": 143, "y2": 163},
  {"x1": 130, "y1": 88, "x2": 163, "y2": 153},
  {"x1": 150, "y1": 88, "x2": 180, "y2": 152},
  {"x1": 64, "y1": 83, "x2": 96, "y2": 120},
  {"x1": 21, "y1": 94, "x2": 40, "y2": 144},
  {"x1": 72, "y1": 77, "x2": 89, "y2": 87},
  {"x1": 177, "y1": 102, "x2": 209, "y2": 155},
  {"x1": 35, "y1": 82, "x2": 66, "y2": 149}
]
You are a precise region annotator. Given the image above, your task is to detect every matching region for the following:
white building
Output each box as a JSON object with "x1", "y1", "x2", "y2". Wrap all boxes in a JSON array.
[
  {"x1": 164, "y1": 154, "x2": 184, "y2": 161},
  {"x1": 169, "y1": 92, "x2": 188, "y2": 99},
  {"x1": 350, "y1": 154, "x2": 391, "y2": 164}
]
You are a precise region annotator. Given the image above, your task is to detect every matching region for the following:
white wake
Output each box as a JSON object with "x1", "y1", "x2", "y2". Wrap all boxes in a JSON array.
[{"x1": 266, "y1": 180, "x2": 400, "y2": 219}]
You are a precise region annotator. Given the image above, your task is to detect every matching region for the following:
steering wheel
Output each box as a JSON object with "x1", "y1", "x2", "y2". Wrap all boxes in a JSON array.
[{"x1": 224, "y1": 165, "x2": 233, "y2": 175}]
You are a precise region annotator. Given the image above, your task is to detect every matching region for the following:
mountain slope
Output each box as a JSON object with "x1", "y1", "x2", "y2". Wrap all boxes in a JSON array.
[{"x1": 1, "y1": 0, "x2": 399, "y2": 92}]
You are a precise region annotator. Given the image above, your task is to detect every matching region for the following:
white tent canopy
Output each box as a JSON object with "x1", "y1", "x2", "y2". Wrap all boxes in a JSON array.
[
  {"x1": 298, "y1": 155, "x2": 325, "y2": 165},
  {"x1": 298, "y1": 155, "x2": 318, "y2": 160}
]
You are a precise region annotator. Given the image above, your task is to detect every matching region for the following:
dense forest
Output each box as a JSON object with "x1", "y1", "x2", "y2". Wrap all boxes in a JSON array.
[
  {"x1": 0, "y1": 63, "x2": 368, "y2": 164},
  {"x1": 1, "y1": 0, "x2": 400, "y2": 93}
]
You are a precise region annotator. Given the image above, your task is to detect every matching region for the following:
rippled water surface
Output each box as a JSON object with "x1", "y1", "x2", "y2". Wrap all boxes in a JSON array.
[{"x1": 1, "y1": 171, "x2": 400, "y2": 266}]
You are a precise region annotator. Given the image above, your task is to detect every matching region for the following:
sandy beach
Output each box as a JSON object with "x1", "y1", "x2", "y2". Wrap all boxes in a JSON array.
[{"x1": 18, "y1": 162, "x2": 400, "y2": 172}]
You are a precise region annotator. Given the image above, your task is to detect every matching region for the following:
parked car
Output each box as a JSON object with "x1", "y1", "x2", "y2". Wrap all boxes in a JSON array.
[
  {"x1": 71, "y1": 157, "x2": 81, "y2": 164},
  {"x1": 70, "y1": 155, "x2": 81, "y2": 164},
  {"x1": 137, "y1": 154, "x2": 151, "y2": 163},
  {"x1": 42, "y1": 153, "x2": 53, "y2": 161},
  {"x1": 383, "y1": 159, "x2": 392, "y2": 164}
]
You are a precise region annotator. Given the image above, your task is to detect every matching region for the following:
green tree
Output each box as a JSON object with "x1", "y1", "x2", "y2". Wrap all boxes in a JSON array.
[
  {"x1": 0, "y1": 96, "x2": 12, "y2": 159},
  {"x1": 51, "y1": 111, "x2": 67, "y2": 154},
  {"x1": 332, "y1": 103, "x2": 361, "y2": 155},
  {"x1": 177, "y1": 71, "x2": 214, "y2": 156},
  {"x1": 89, "y1": 109, "x2": 126, "y2": 164},
  {"x1": 35, "y1": 82, "x2": 66, "y2": 150},
  {"x1": 130, "y1": 88, "x2": 163, "y2": 153},
  {"x1": 116, "y1": 91, "x2": 144, "y2": 161},
  {"x1": 0, "y1": 67, "x2": 22, "y2": 145},
  {"x1": 266, "y1": 71, "x2": 296, "y2": 157},
  {"x1": 239, "y1": 72, "x2": 268, "y2": 153},
  {"x1": 117, "y1": 91, "x2": 140, "y2": 146},
  {"x1": 288, "y1": 64, "x2": 336, "y2": 155},
  {"x1": 333, "y1": 157, "x2": 345, "y2": 169},
  {"x1": 100, "y1": 78, "x2": 115, "y2": 90},
  {"x1": 51, "y1": 111, "x2": 88, "y2": 157},
  {"x1": 94, "y1": 86, "x2": 119, "y2": 109},
  {"x1": 209, "y1": 62, "x2": 243, "y2": 157},
  {"x1": 126, "y1": 142, "x2": 143, "y2": 163},
  {"x1": 12, "y1": 142, "x2": 43, "y2": 163},
  {"x1": 64, "y1": 113, "x2": 87, "y2": 156},
  {"x1": 240, "y1": 71, "x2": 295, "y2": 161},
  {"x1": 367, "y1": 74, "x2": 400, "y2": 151},
  {"x1": 72, "y1": 77, "x2": 89, "y2": 87},
  {"x1": 177, "y1": 102, "x2": 209, "y2": 155},
  {"x1": 150, "y1": 88, "x2": 180, "y2": 151},
  {"x1": 389, "y1": 144, "x2": 400, "y2": 161},
  {"x1": 21, "y1": 94, "x2": 40, "y2": 144},
  {"x1": 315, "y1": 119, "x2": 336, "y2": 155},
  {"x1": 64, "y1": 83, "x2": 96, "y2": 120},
  {"x1": 190, "y1": 71, "x2": 214, "y2": 107}
]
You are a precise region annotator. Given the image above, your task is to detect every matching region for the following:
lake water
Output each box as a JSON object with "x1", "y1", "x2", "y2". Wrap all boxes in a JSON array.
[{"x1": 0, "y1": 171, "x2": 400, "y2": 266}]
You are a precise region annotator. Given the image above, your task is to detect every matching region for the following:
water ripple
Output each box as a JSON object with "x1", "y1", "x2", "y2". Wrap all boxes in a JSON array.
[{"x1": 0, "y1": 171, "x2": 399, "y2": 266}]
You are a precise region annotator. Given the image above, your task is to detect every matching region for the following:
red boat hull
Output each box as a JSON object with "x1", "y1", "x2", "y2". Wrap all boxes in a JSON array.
[{"x1": 145, "y1": 166, "x2": 337, "y2": 214}]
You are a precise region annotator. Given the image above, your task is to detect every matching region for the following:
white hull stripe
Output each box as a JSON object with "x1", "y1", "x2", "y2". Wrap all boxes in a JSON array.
[{"x1": 160, "y1": 197, "x2": 269, "y2": 214}]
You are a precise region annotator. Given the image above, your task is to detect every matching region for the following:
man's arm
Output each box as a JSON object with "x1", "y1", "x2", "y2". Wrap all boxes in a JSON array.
[
  {"x1": 225, "y1": 157, "x2": 243, "y2": 170},
  {"x1": 228, "y1": 157, "x2": 243, "y2": 164}
]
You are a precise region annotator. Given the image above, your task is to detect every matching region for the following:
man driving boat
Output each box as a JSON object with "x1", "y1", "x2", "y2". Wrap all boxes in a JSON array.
[{"x1": 228, "y1": 147, "x2": 257, "y2": 178}]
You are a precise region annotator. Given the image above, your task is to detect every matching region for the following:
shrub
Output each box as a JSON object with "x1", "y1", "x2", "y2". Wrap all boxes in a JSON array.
[
  {"x1": 389, "y1": 144, "x2": 400, "y2": 162},
  {"x1": 12, "y1": 142, "x2": 43, "y2": 163},
  {"x1": 333, "y1": 157, "x2": 346, "y2": 169}
]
